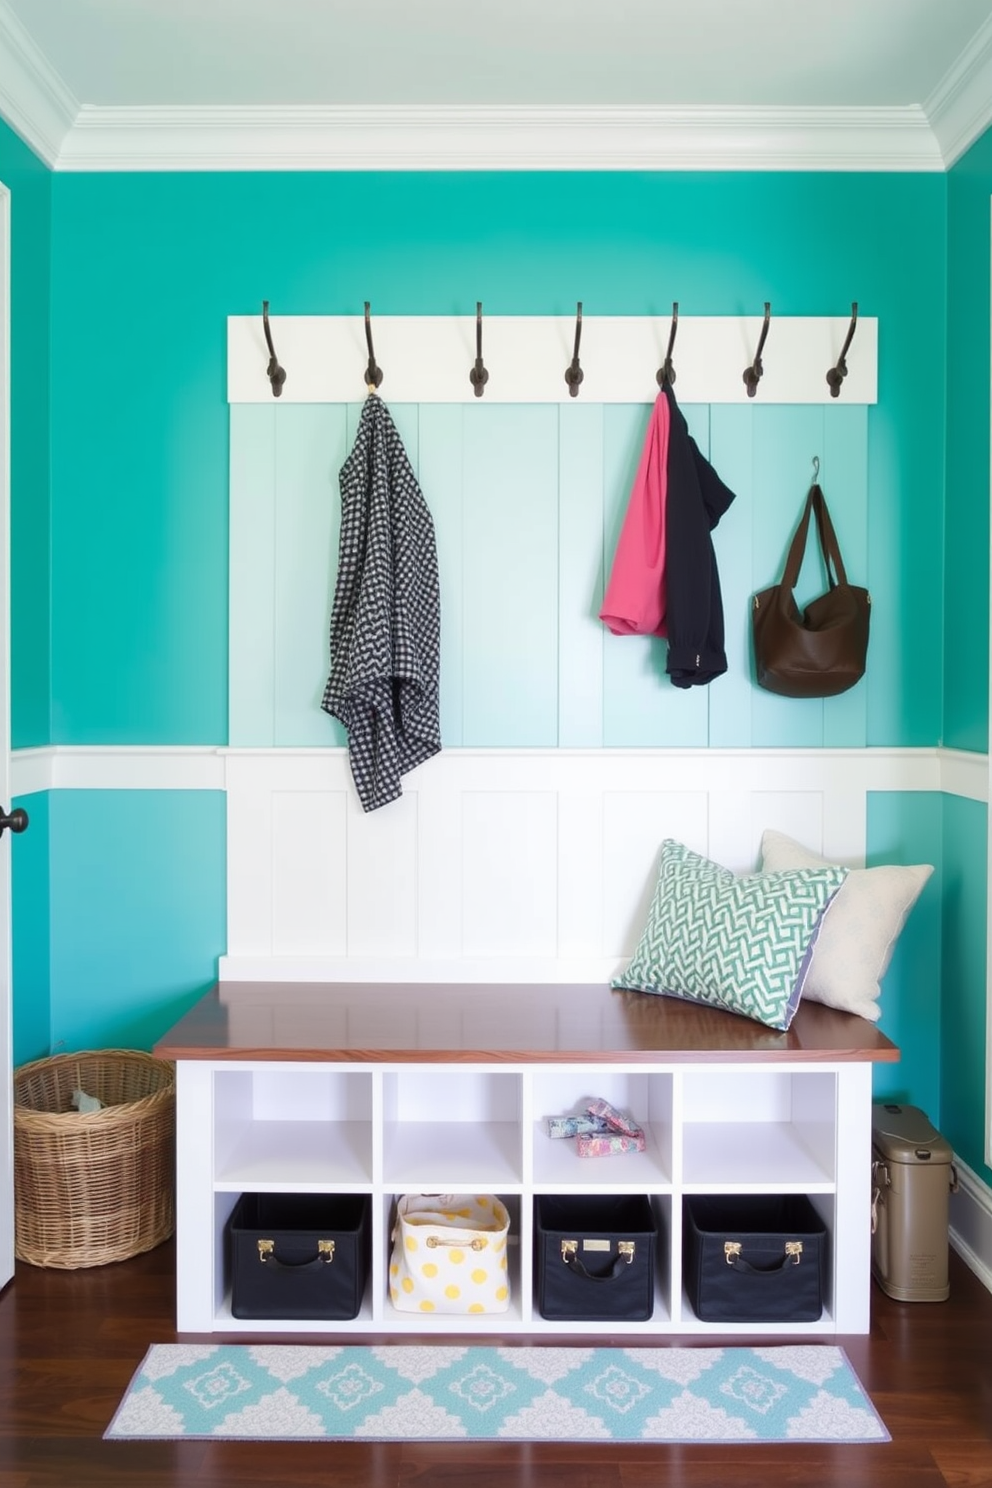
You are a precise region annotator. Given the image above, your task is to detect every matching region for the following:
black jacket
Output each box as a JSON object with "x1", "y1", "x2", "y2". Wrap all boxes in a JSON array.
[{"x1": 662, "y1": 384, "x2": 738, "y2": 687}]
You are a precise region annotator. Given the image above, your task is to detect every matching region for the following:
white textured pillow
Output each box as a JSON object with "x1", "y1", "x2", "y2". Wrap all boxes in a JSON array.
[{"x1": 759, "y1": 829, "x2": 933, "y2": 1022}]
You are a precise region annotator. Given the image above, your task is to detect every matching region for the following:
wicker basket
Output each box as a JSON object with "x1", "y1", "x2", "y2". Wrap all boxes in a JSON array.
[{"x1": 13, "y1": 1049, "x2": 176, "y2": 1269}]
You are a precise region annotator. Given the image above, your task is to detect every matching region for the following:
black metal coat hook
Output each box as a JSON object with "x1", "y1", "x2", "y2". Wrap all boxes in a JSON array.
[
  {"x1": 743, "y1": 302, "x2": 772, "y2": 398},
  {"x1": 826, "y1": 302, "x2": 859, "y2": 398},
  {"x1": 657, "y1": 302, "x2": 679, "y2": 388},
  {"x1": 564, "y1": 302, "x2": 584, "y2": 397},
  {"x1": 469, "y1": 302, "x2": 489, "y2": 397},
  {"x1": 261, "y1": 301, "x2": 287, "y2": 398},
  {"x1": 364, "y1": 301, "x2": 383, "y2": 391}
]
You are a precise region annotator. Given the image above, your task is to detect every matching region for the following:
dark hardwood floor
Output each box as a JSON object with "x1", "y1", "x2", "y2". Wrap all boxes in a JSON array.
[{"x1": 1, "y1": 1240, "x2": 991, "y2": 1487}]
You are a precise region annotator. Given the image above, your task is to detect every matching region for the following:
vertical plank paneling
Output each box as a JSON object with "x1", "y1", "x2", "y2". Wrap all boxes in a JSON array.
[
  {"x1": 557, "y1": 787, "x2": 605, "y2": 960},
  {"x1": 707, "y1": 790, "x2": 762, "y2": 873},
  {"x1": 226, "y1": 785, "x2": 276, "y2": 956},
  {"x1": 415, "y1": 774, "x2": 465, "y2": 959},
  {"x1": 346, "y1": 789, "x2": 419, "y2": 958},
  {"x1": 558, "y1": 402, "x2": 605, "y2": 747},
  {"x1": 274, "y1": 405, "x2": 349, "y2": 747},
  {"x1": 821, "y1": 404, "x2": 870, "y2": 747},
  {"x1": 601, "y1": 791, "x2": 708, "y2": 959},
  {"x1": 418, "y1": 405, "x2": 466, "y2": 748},
  {"x1": 271, "y1": 790, "x2": 348, "y2": 955},
  {"x1": 461, "y1": 792, "x2": 558, "y2": 956},
  {"x1": 461, "y1": 405, "x2": 559, "y2": 745},
  {"x1": 229, "y1": 404, "x2": 276, "y2": 746},
  {"x1": 750, "y1": 790, "x2": 826, "y2": 858},
  {"x1": 235, "y1": 399, "x2": 876, "y2": 757},
  {"x1": 749, "y1": 405, "x2": 827, "y2": 747},
  {"x1": 708, "y1": 405, "x2": 755, "y2": 746}
]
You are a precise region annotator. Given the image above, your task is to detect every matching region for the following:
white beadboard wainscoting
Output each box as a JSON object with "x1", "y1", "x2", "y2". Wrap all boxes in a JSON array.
[
  {"x1": 10, "y1": 741, "x2": 984, "y2": 982},
  {"x1": 217, "y1": 745, "x2": 943, "y2": 983}
]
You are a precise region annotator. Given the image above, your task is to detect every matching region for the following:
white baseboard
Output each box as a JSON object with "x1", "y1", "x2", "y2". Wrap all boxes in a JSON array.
[{"x1": 949, "y1": 1157, "x2": 992, "y2": 1295}]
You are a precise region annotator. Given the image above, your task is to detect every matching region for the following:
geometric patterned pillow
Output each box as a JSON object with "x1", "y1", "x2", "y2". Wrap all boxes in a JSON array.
[{"x1": 612, "y1": 839, "x2": 848, "y2": 1031}]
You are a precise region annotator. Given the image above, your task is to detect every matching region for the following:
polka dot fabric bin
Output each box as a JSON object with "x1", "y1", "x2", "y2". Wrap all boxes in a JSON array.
[{"x1": 389, "y1": 1194, "x2": 510, "y2": 1314}]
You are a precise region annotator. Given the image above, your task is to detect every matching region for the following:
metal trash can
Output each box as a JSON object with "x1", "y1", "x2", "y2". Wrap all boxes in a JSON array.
[{"x1": 871, "y1": 1102, "x2": 957, "y2": 1302}]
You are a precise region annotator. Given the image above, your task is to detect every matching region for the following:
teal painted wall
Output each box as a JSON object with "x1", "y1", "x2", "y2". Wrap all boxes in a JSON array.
[
  {"x1": 941, "y1": 128, "x2": 992, "y2": 1185},
  {"x1": 1, "y1": 118, "x2": 53, "y2": 1067},
  {"x1": 940, "y1": 794, "x2": 990, "y2": 1184},
  {"x1": 46, "y1": 790, "x2": 226, "y2": 1053},
  {"x1": 49, "y1": 171, "x2": 946, "y2": 747},
  {"x1": 0, "y1": 118, "x2": 51, "y2": 750},
  {"x1": 866, "y1": 792, "x2": 943, "y2": 1118},
  {"x1": 11, "y1": 791, "x2": 49, "y2": 1066},
  {"x1": 946, "y1": 134, "x2": 992, "y2": 753}
]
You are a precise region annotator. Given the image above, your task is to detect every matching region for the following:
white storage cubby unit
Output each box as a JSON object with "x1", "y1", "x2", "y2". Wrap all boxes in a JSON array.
[{"x1": 161, "y1": 983, "x2": 897, "y2": 1339}]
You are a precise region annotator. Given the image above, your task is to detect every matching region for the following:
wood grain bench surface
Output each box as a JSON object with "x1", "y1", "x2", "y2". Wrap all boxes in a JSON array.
[{"x1": 155, "y1": 981, "x2": 900, "y2": 1066}]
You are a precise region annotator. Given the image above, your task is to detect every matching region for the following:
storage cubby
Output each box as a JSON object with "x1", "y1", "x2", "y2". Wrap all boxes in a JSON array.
[
  {"x1": 213, "y1": 1066, "x2": 375, "y2": 1189},
  {"x1": 680, "y1": 1068, "x2": 836, "y2": 1191},
  {"x1": 161, "y1": 983, "x2": 895, "y2": 1338},
  {"x1": 381, "y1": 1069, "x2": 524, "y2": 1189},
  {"x1": 531, "y1": 1068, "x2": 674, "y2": 1188}
]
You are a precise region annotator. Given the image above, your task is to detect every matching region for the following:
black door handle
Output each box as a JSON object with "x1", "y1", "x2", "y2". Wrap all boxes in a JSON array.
[{"x1": 0, "y1": 808, "x2": 28, "y2": 837}]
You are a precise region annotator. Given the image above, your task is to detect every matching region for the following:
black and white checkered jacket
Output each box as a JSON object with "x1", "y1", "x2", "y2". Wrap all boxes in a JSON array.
[{"x1": 322, "y1": 396, "x2": 441, "y2": 811}]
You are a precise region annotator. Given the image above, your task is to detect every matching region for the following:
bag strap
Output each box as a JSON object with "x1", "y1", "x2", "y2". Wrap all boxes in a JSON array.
[
  {"x1": 809, "y1": 484, "x2": 849, "y2": 587},
  {"x1": 781, "y1": 484, "x2": 849, "y2": 592}
]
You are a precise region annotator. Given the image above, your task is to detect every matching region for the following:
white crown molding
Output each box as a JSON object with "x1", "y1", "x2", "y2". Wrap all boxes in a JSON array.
[
  {"x1": 50, "y1": 102, "x2": 945, "y2": 173},
  {"x1": 0, "y1": 0, "x2": 77, "y2": 167},
  {"x1": 925, "y1": 10, "x2": 992, "y2": 168},
  {"x1": 2, "y1": 0, "x2": 992, "y2": 175}
]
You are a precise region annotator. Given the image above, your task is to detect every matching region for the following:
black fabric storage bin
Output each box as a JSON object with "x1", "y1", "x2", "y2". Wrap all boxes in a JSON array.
[
  {"x1": 683, "y1": 1194, "x2": 826, "y2": 1323},
  {"x1": 535, "y1": 1194, "x2": 657, "y2": 1322},
  {"x1": 229, "y1": 1192, "x2": 370, "y2": 1321}
]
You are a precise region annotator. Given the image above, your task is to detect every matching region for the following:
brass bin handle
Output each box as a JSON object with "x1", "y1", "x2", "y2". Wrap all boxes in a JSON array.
[
  {"x1": 257, "y1": 1238, "x2": 335, "y2": 1266},
  {"x1": 724, "y1": 1239, "x2": 803, "y2": 1270}
]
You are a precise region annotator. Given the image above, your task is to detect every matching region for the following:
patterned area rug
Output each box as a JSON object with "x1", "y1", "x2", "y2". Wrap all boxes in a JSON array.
[{"x1": 105, "y1": 1343, "x2": 889, "y2": 1443}]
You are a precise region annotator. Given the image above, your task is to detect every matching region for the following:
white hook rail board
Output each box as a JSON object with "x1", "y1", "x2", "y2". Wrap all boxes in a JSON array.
[{"x1": 227, "y1": 314, "x2": 877, "y2": 405}]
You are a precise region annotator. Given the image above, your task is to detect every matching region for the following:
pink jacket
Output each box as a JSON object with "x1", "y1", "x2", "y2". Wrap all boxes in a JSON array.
[{"x1": 599, "y1": 391, "x2": 670, "y2": 637}]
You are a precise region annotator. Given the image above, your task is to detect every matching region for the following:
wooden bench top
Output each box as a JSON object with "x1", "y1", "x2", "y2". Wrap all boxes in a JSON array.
[{"x1": 154, "y1": 982, "x2": 900, "y2": 1066}]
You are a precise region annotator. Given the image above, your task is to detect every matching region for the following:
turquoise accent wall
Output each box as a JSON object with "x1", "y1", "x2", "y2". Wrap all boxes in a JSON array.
[
  {"x1": 939, "y1": 795, "x2": 990, "y2": 1185},
  {"x1": 946, "y1": 134, "x2": 992, "y2": 753},
  {"x1": 11, "y1": 791, "x2": 49, "y2": 1066},
  {"x1": 866, "y1": 792, "x2": 943, "y2": 1119},
  {"x1": 46, "y1": 790, "x2": 226, "y2": 1053},
  {"x1": 1, "y1": 119, "x2": 53, "y2": 1065},
  {"x1": 941, "y1": 130, "x2": 992, "y2": 1185},
  {"x1": 49, "y1": 171, "x2": 946, "y2": 746},
  {"x1": 0, "y1": 117, "x2": 51, "y2": 749}
]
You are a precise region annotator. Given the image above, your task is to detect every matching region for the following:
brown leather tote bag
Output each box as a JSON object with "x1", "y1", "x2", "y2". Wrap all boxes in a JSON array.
[{"x1": 752, "y1": 483, "x2": 870, "y2": 698}]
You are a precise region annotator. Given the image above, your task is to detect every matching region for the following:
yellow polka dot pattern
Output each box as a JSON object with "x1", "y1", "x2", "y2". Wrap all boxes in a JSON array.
[{"x1": 388, "y1": 1194, "x2": 512, "y2": 1316}]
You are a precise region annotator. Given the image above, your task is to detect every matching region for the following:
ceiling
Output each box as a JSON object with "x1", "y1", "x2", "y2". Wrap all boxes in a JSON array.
[{"x1": 2, "y1": 0, "x2": 992, "y2": 171}]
